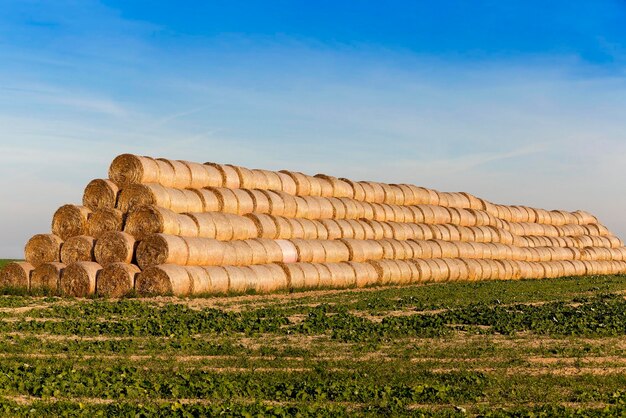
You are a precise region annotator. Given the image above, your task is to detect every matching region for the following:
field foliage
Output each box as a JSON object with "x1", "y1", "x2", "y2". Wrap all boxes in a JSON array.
[{"x1": 0, "y1": 272, "x2": 625, "y2": 416}]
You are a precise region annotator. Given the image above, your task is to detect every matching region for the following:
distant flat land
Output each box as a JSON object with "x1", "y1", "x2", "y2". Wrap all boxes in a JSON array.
[{"x1": 0, "y1": 275, "x2": 626, "y2": 416}]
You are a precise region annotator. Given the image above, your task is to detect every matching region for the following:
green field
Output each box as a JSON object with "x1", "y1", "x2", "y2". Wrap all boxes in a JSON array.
[{"x1": 0, "y1": 274, "x2": 626, "y2": 416}]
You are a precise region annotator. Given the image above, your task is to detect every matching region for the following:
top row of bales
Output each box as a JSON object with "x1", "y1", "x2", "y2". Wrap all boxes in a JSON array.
[{"x1": 101, "y1": 155, "x2": 598, "y2": 226}]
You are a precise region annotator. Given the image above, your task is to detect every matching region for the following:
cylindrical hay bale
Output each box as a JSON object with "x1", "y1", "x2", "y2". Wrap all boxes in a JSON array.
[
  {"x1": 273, "y1": 171, "x2": 296, "y2": 195},
  {"x1": 208, "y1": 187, "x2": 238, "y2": 214},
  {"x1": 272, "y1": 216, "x2": 293, "y2": 239},
  {"x1": 359, "y1": 220, "x2": 377, "y2": 240},
  {"x1": 291, "y1": 239, "x2": 313, "y2": 263},
  {"x1": 116, "y1": 184, "x2": 168, "y2": 213},
  {"x1": 192, "y1": 189, "x2": 221, "y2": 212},
  {"x1": 280, "y1": 171, "x2": 311, "y2": 196},
  {"x1": 370, "y1": 204, "x2": 387, "y2": 222},
  {"x1": 88, "y1": 208, "x2": 125, "y2": 238},
  {"x1": 436, "y1": 241, "x2": 460, "y2": 258},
  {"x1": 312, "y1": 175, "x2": 334, "y2": 198},
  {"x1": 315, "y1": 198, "x2": 333, "y2": 219},
  {"x1": 97, "y1": 263, "x2": 140, "y2": 297},
  {"x1": 286, "y1": 218, "x2": 304, "y2": 239},
  {"x1": 325, "y1": 262, "x2": 357, "y2": 288},
  {"x1": 248, "y1": 264, "x2": 288, "y2": 294},
  {"x1": 297, "y1": 218, "x2": 320, "y2": 239},
  {"x1": 83, "y1": 179, "x2": 120, "y2": 211},
  {"x1": 155, "y1": 159, "x2": 191, "y2": 189},
  {"x1": 321, "y1": 240, "x2": 351, "y2": 263},
  {"x1": 457, "y1": 226, "x2": 475, "y2": 242},
  {"x1": 226, "y1": 213, "x2": 258, "y2": 241},
  {"x1": 253, "y1": 239, "x2": 283, "y2": 263},
  {"x1": 205, "y1": 163, "x2": 241, "y2": 189},
  {"x1": 314, "y1": 175, "x2": 353, "y2": 198},
  {"x1": 0, "y1": 262, "x2": 34, "y2": 290},
  {"x1": 274, "y1": 191, "x2": 298, "y2": 218},
  {"x1": 442, "y1": 259, "x2": 463, "y2": 282},
  {"x1": 109, "y1": 154, "x2": 160, "y2": 185},
  {"x1": 136, "y1": 264, "x2": 191, "y2": 296},
  {"x1": 200, "y1": 266, "x2": 229, "y2": 294},
  {"x1": 320, "y1": 219, "x2": 343, "y2": 240},
  {"x1": 61, "y1": 262, "x2": 101, "y2": 297},
  {"x1": 445, "y1": 225, "x2": 462, "y2": 242},
  {"x1": 363, "y1": 220, "x2": 385, "y2": 240},
  {"x1": 228, "y1": 241, "x2": 254, "y2": 266},
  {"x1": 275, "y1": 240, "x2": 298, "y2": 263},
  {"x1": 60, "y1": 235, "x2": 95, "y2": 264},
  {"x1": 460, "y1": 259, "x2": 482, "y2": 281},
  {"x1": 259, "y1": 170, "x2": 283, "y2": 191},
  {"x1": 334, "y1": 220, "x2": 355, "y2": 239},
  {"x1": 313, "y1": 263, "x2": 333, "y2": 288},
  {"x1": 340, "y1": 178, "x2": 365, "y2": 201},
  {"x1": 230, "y1": 189, "x2": 255, "y2": 215},
  {"x1": 367, "y1": 260, "x2": 394, "y2": 285},
  {"x1": 573, "y1": 210, "x2": 597, "y2": 225},
  {"x1": 230, "y1": 165, "x2": 257, "y2": 189},
  {"x1": 387, "y1": 205, "x2": 405, "y2": 223},
  {"x1": 348, "y1": 261, "x2": 378, "y2": 288},
  {"x1": 51, "y1": 205, "x2": 92, "y2": 240},
  {"x1": 298, "y1": 262, "x2": 322, "y2": 289},
  {"x1": 25, "y1": 234, "x2": 63, "y2": 268},
  {"x1": 94, "y1": 231, "x2": 136, "y2": 267},
  {"x1": 298, "y1": 196, "x2": 320, "y2": 219},
  {"x1": 244, "y1": 190, "x2": 270, "y2": 214},
  {"x1": 363, "y1": 182, "x2": 387, "y2": 203},
  {"x1": 548, "y1": 210, "x2": 567, "y2": 226},
  {"x1": 259, "y1": 190, "x2": 286, "y2": 217},
  {"x1": 429, "y1": 225, "x2": 450, "y2": 241},
  {"x1": 327, "y1": 197, "x2": 346, "y2": 219},
  {"x1": 31, "y1": 262, "x2": 65, "y2": 293},
  {"x1": 407, "y1": 259, "x2": 429, "y2": 283},
  {"x1": 378, "y1": 239, "x2": 396, "y2": 259},
  {"x1": 292, "y1": 196, "x2": 310, "y2": 219},
  {"x1": 181, "y1": 160, "x2": 223, "y2": 189},
  {"x1": 245, "y1": 214, "x2": 276, "y2": 239},
  {"x1": 136, "y1": 235, "x2": 210, "y2": 268},
  {"x1": 185, "y1": 266, "x2": 210, "y2": 295},
  {"x1": 311, "y1": 220, "x2": 329, "y2": 240},
  {"x1": 278, "y1": 263, "x2": 305, "y2": 290},
  {"x1": 378, "y1": 184, "x2": 397, "y2": 205},
  {"x1": 345, "y1": 220, "x2": 365, "y2": 240}
]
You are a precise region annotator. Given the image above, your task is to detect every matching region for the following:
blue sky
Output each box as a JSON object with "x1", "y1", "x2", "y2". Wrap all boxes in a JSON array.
[{"x1": 1, "y1": 1, "x2": 625, "y2": 257}]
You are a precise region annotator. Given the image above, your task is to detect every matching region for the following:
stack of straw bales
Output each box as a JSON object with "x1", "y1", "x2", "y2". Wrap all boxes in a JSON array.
[{"x1": 1, "y1": 153, "x2": 625, "y2": 297}]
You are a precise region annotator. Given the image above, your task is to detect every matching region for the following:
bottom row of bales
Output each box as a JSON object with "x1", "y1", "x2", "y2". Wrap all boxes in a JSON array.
[{"x1": 2, "y1": 259, "x2": 626, "y2": 297}]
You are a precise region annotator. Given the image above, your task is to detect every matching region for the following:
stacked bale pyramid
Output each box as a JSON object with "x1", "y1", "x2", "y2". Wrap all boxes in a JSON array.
[{"x1": 1, "y1": 154, "x2": 625, "y2": 297}]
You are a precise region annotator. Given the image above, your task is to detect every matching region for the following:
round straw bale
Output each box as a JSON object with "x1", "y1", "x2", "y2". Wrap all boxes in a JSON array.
[
  {"x1": 245, "y1": 214, "x2": 277, "y2": 239},
  {"x1": 358, "y1": 220, "x2": 376, "y2": 240},
  {"x1": 184, "y1": 265, "x2": 210, "y2": 295},
  {"x1": 83, "y1": 179, "x2": 120, "y2": 211},
  {"x1": 109, "y1": 154, "x2": 159, "y2": 185},
  {"x1": 274, "y1": 191, "x2": 298, "y2": 218},
  {"x1": 206, "y1": 187, "x2": 238, "y2": 214},
  {"x1": 287, "y1": 218, "x2": 305, "y2": 239},
  {"x1": 436, "y1": 240, "x2": 460, "y2": 258},
  {"x1": 97, "y1": 262, "x2": 140, "y2": 297},
  {"x1": 248, "y1": 264, "x2": 286, "y2": 293},
  {"x1": 333, "y1": 220, "x2": 354, "y2": 239},
  {"x1": 347, "y1": 261, "x2": 378, "y2": 288},
  {"x1": 136, "y1": 264, "x2": 191, "y2": 296},
  {"x1": 52, "y1": 205, "x2": 92, "y2": 240},
  {"x1": 313, "y1": 175, "x2": 334, "y2": 197},
  {"x1": 0, "y1": 262, "x2": 34, "y2": 290},
  {"x1": 316, "y1": 175, "x2": 353, "y2": 198},
  {"x1": 442, "y1": 259, "x2": 462, "y2": 282},
  {"x1": 209, "y1": 213, "x2": 235, "y2": 240},
  {"x1": 411, "y1": 259, "x2": 433, "y2": 282},
  {"x1": 192, "y1": 189, "x2": 221, "y2": 212},
  {"x1": 325, "y1": 262, "x2": 356, "y2": 288},
  {"x1": 260, "y1": 190, "x2": 286, "y2": 217},
  {"x1": 279, "y1": 171, "x2": 311, "y2": 195},
  {"x1": 205, "y1": 163, "x2": 240, "y2": 189},
  {"x1": 273, "y1": 215, "x2": 293, "y2": 239},
  {"x1": 310, "y1": 263, "x2": 331, "y2": 288},
  {"x1": 378, "y1": 183, "x2": 397, "y2": 205},
  {"x1": 230, "y1": 189, "x2": 255, "y2": 215},
  {"x1": 227, "y1": 266, "x2": 254, "y2": 293},
  {"x1": 319, "y1": 219, "x2": 343, "y2": 240},
  {"x1": 368, "y1": 260, "x2": 400, "y2": 285},
  {"x1": 253, "y1": 239, "x2": 283, "y2": 263},
  {"x1": 185, "y1": 237, "x2": 226, "y2": 266},
  {"x1": 311, "y1": 220, "x2": 329, "y2": 240},
  {"x1": 388, "y1": 205, "x2": 405, "y2": 223},
  {"x1": 25, "y1": 234, "x2": 63, "y2": 268},
  {"x1": 316, "y1": 198, "x2": 334, "y2": 219},
  {"x1": 301, "y1": 196, "x2": 322, "y2": 219},
  {"x1": 61, "y1": 262, "x2": 101, "y2": 297},
  {"x1": 88, "y1": 208, "x2": 125, "y2": 238},
  {"x1": 298, "y1": 218, "x2": 320, "y2": 239},
  {"x1": 376, "y1": 239, "x2": 394, "y2": 260},
  {"x1": 321, "y1": 240, "x2": 350, "y2": 263},
  {"x1": 327, "y1": 197, "x2": 346, "y2": 219},
  {"x1": 369, "y1": 203, "x2": 386, "y2": 222},
  {"x1": 344, "y1": 220, "x2": 365, "y2": 240},
  {"x1": 244, "y1": 238, "x2": 270, "y2": 264},
  {"x1": 181, "y1": 161, "x2": 222, "y2": 189},
  {"x1": 95, "y1": 231, "x2": 137, "y2": 266},
  {"x1": 278, "y1": 263, "x2": 304, "y2": 290},
  {"x1": 117, "y1": 184, "x2": 170, "y2": 213},
  {"x1": 460, "y1": 258, "x2": 482, "y2": 281},
  {"x1": 444, "y1": 225, "x2": 461, "y2": 241},
  {"x1": 341, "y1": 178, "x2": 364, "y2": 201},
  {"x1": 273, "y1": 171, "x2": 296, "y2": 195},
  {"x1": 226, "y1": 214, "x2": 257, "y2": 240},
  {"x1": 185, "y1": 212, "x2": 217, "y2": 239},
  {"x1": 301, "y1": 174, "x2": 321, "y2": 196},
  {"x1": 243, "y1": 190, "x2": 270, "y2": 214},
  {"x1": 229, "y1": 241, "x2": 254, "y2": 266},
  {"x1": 340, "y1": 239, "x2": 366, "y2": 262},
  {"x1": 293, "y1": 196, "x2": 310, "y2": 218},
  {"x1": 362, "y1": 220, "x2": 385, "y2": 240},
  {"x1": 109, "y1": 154, "x2": 162, "y2": 185},
  {"x1": 573, "y1": 210, "x2": 597, "y2": 225},
  {"x1": 261, "y1": 170, "x2": 284, "y2": 191},
  {"x1": 298, "y1": 262, "x2": 322, "y2": 289},
  {"x1": 60, "y1": 235, "x2": 95, "y2": 264},
  {"x1": 431, "y1": 259, "x2": 451, "y2": 282},
  {"x1": 168, "y1": 187, "x2": 202, "y2": 212},
  {"x1": 31, "y1": 262, "x2": 64, "y2": 293},
  {"x1": 200, "y1": 266, "x2": 229, "y2": 294},
  {"x1": 156, "y1": 159, "x2": 191, "y2": 189},
  {"x1": 426, "y1": 240, "x2": 443, "y2": 258},
  {"x1": 230, "y1": 165, "x2": 256, "y2": 189}
]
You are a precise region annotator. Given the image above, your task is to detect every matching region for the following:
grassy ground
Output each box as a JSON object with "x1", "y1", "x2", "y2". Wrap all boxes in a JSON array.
[{"x1": 0, "y1": 275, "x2": 625, "y2": 416}]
